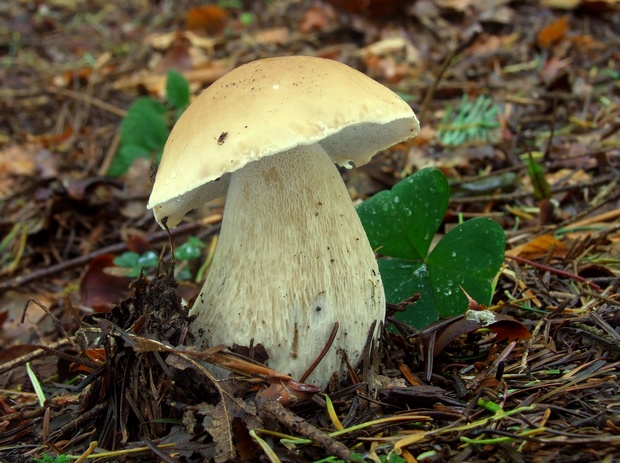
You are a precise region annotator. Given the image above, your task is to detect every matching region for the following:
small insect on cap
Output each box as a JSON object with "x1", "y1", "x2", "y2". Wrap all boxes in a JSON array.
[{"x1": 147, "y1": 55, "x2": 419, "y2": 228}]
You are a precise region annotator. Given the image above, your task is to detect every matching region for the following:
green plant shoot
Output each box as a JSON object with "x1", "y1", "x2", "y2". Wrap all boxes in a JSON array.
[{"x1": 526, "y1": 153, "x2": 551, "y2": 200}]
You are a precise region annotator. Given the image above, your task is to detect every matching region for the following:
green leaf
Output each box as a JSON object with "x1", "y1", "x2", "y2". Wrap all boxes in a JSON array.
[
  {"x1": 107, "y1": 97, "x2": 168, "y2": 176},
  {"x1": 175, "y1": 236, "x2": 205, "y2": 261},
  {"x1": 119, "y1": 98, "x2": 168, "y2": 151},
  {"x1": 378, "y1": 258, "x2": 438, "y2": 328},
  {"x1": 450, "y1": 172, "x2": 518, "y2": 198},
  {"x1": 136, "y1": 250, "x2": 159, "y2": 268},
  {"x1": 166, "y1": 69, "x2": 190, "y2": 110},
  {"x1": 357, "y1": 168, "x2": 449, "y2": 260},
  {"x1": 427, "y1": 218, "x2": 506, "y2": 318},
  {"x1": 239, "y1": 11, "x2": 255, "y2": 25},
  {"x1": 113, "y1": 251, "x2": 140, "y2": 268},
  {"x1": 26, "y1": 362, "x2": 46, "y2": 407},
  {"x1": 386, "y1": 453, "x2": 407, "y2": 463},
  {"x1": 357, "y1": 167, "x2": 505, "y2": 329},
  {"x1": 107, "y1": 144, "x2": 150, "y2": 176},
  {"x1": 176, "y1": 266, "x2": 192, "y2": 281},
  {"x1": 33, "y1": 456, "x2": 70, "y2": 463},
  {"x1": 113, "y1": 251, "x2": 159, "y2": 277}
]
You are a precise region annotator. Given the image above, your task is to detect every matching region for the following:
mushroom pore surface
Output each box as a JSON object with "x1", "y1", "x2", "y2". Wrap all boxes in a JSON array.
[{"x1": 191, "y1": 144, "x2": 385, "y2": 385}]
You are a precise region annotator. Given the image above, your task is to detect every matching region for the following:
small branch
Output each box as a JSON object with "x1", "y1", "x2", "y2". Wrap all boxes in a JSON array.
[
  {"x1": 505, "y1": 254, "x2": 601, "y2": 291},
  {"x1": 47, "y1": 86, "x2": 127, "y2": 117},
  {"x1": 22, "y1": 298, "x2": 72, "y2": 344},
  {"x1": 419, "y1": 28, "x2": 482, "y2": 121},
  {"x1": 0, "y1": 338, "x2": 76, "y2": 376},
  {"x1": 255, "y1": 393, "x2": 352, "y2": 461},
  {"x1": 0, "y1": 222, "x2": 219, "y2": 292},
  {"x1": 299, "y1": 322, "x2": 338, "y2": 384},
  {"x1": 449, "y1": 174, "x2": 614, "y2": 204}
]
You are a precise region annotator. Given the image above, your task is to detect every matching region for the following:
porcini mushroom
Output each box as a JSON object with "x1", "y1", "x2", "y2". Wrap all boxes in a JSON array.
[{"x1": 148, "y1": 56, "x2": 419, "y2": 386}]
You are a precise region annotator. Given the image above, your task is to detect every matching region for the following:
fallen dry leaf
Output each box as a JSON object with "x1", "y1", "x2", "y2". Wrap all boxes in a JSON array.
[
  {"x1": 79, "y1": 254, "x2": 133, "y2": 312},
  {"x1": 185, "y1": 5, "x2": 229, "y2": 35},
  {"x1": 252, "y1": 27, "x2": 290, "y2": 46},
  {"x1": 298, "y1": 6, "x2": 336, "y2": 34},
  {"x1": 537, "y1": 15, "x2": 570, "y2": 47},
  {"x1": 506, "y1": 234, "x2": 569, "y2": 260},
  {"x1": 200, "y1": 386, "x2": 261, "y2": 463}
]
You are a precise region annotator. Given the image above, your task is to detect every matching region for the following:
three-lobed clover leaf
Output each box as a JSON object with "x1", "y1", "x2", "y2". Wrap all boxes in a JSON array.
[{"x1": 357, "y1": 167, "x2": 505, "y2": 329}]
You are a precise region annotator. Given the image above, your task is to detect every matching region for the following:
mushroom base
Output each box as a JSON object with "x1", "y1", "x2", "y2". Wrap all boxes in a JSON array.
[{"x1": 190, "y1": 144, "x2": 385, "y2": 386}]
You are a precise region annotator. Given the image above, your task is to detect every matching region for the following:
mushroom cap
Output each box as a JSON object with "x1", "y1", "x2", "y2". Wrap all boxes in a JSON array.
[{"x1": 147, "y1": 55, "x2": 420, "y2": 227}]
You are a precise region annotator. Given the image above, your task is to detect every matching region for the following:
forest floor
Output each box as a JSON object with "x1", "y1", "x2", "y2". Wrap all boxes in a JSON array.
[{"x1": 0, "y1": 1, "x2": 619, "y2": 462}]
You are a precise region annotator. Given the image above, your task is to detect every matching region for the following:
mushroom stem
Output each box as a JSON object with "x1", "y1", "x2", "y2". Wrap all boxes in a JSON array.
[{"x1": 191, "y1": 143, "x2": 385, "y2": 386}]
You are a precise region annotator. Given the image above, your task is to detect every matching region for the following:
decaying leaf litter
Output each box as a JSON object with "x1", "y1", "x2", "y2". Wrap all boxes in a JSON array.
[{"x1": 0, "y1": 0, "x2": 619, "y2": 462}]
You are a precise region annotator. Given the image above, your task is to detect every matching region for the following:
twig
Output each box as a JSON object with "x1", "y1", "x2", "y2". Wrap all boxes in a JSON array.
[
  {"x1": 143, "y1": 438, "x2": 182, "y2": 463},
  {"x1": 568, "y1": 208, "x2": 620, "y2": 229},
  {"x1": 255, "y1": 393, "x2": 352, "y2": 461},
  {"x1": 543, "y1": 96, "x2": 558, "y2": 162},
  {"x1": 557, "y1": 188, "x2": 620, "y2": 229},
  {"x1": 97, "y1": 128, "x2": 121, "y2": 176},
  {"x1": 449, "y1": 173, "x2": 614, "y2": 204},
  {"x1": 22, "y1": 298, "x2": 72, "y2": 344},
  {"x1": 419, "y1": 28, "x2": 482, "y2": 122},
  {"x1": 47, "y1": 86, "x2": 127, "y2": 117},
  {"x1": 0, "y1": 338, "x2": 76, "y2": 376},
  {"x1": 505, "y1": 254, "x2": 601, "y2": 291},
  {"x1": 50, "y1": 402, "x2": 109, "y2": 441},
  {"x1": 0, "y1": 222, "x2": 218, "y2": 292},
  {"x1": 299, "y1": 322, "x2": 338, "y2": 384}
]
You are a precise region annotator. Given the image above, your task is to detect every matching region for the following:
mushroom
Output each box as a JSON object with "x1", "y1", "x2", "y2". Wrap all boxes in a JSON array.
[{"x1": 147, "y1": 56, "x2": 419, "y2": 386}]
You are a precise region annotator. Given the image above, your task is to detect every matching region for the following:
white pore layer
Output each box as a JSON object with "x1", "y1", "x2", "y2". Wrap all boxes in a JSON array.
[{"x1": 190, "y1": 144, "x2": 385, "y2": 386}]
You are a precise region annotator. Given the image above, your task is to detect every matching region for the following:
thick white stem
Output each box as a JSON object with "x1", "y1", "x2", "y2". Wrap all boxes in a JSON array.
[{"x1": 190, "y1": 144, "x2": 385, "y2": 386}]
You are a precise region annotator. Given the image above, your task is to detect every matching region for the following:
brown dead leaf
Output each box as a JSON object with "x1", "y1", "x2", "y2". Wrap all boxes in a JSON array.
[
  {"x1": 186, "y1": 5, "x2": 229, "y2": 35},
  {"x1": 0, "y1": 292, "x2": 54, "y2": 346},
  {"x1": 153, "y1": 36, "x2": 193, "y2": 74},
  {"x1": 541, "y1": 0, "x2": 620, "y2": 11},
  {"x1": 298, "y1": 6, "x2": 336, "y2": 34},
  {"x1": 541, "y1": 0, "x2": 580, "y2": 8},
  {"x1": 325, "y1": 0, "x2": 411, "y2": 16},
  {"x1": 487, "y1": 318, "x2": 531, "y2": 342},
  {"x1": 569, "y1": 34, "x2": 606, "y2": 52},
  {"x1": 540, "y1": 56, "x2": 572, "y2": 88},
  {"x1": 125, "y1": 234, "x2": 152, "y2": 254},
  {"x1": 363, "y1": 53, "x2": 408, "y2": 83},
  {"x1": 480, "y1": 5, "x2": 515, "y2": 24},
  {"x1": 253, "y1": 27, "x2": 290, "y2": 46},
  {"x1": 431, "y1": 316, "x2": 485, "y2": 357},
  {"x1": 51, "y1": 63, "x2": 115, "y2": 88},
  {"x1": 426, "y1": 310, "x2": 530, "y2": 360},
  {"x1": 537, "y1": 16, "x2": 569, "y2": 48},
  {"x1": 506, "y1": 234, "x2": 569, "y2": 260},
  {"x1": 0, "y1": 144, "x2": 39, "y2": 176},
  {"x1": 578, "y1": 264, "x2": 616, "y2": 289},
  {"x1": 434, "y1": 0, "x2": 476, "y2": 12},
  {"x1": 360, "y1": 37, "x2": 420, "y2": 83},
  {"x1": 0, "y1": 344, "x2": 39, "y2": 365},
  {"x1": 146, "y1": 31, "x2": 218, "y2": 54},
  {"x1": 113, "y1": 60, "x2": 234, "y2": 97},
  {"x1": 200, "y1": 385, "x2": 261, "y2": 463},
  {"x1": 79, "y1": 255, "x2": 132, "y2": 312}
]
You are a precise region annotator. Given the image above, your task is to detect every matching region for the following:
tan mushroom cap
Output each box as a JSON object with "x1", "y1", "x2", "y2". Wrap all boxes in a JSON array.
[{"x1": 147, "y1": 55, "x2": 420, "y2": 227}]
